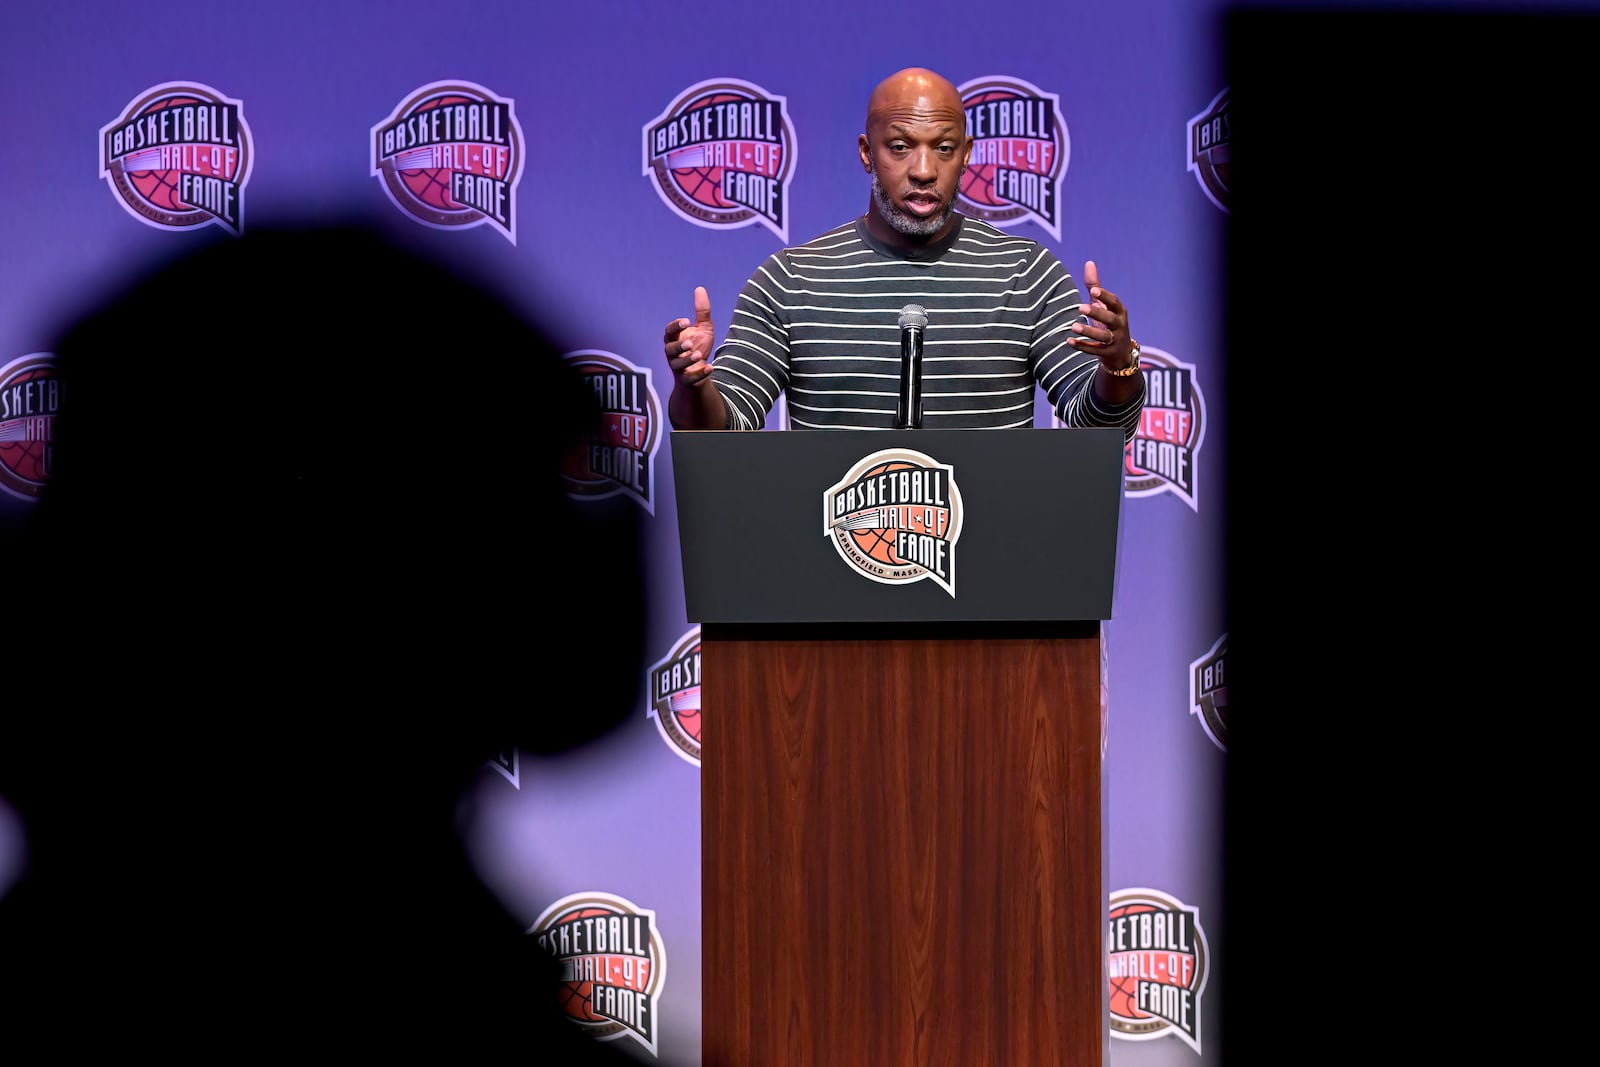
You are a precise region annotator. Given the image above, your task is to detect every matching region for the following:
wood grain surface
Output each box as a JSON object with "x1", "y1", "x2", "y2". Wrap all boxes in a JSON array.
[{"x1": 702, "y1": 622, "x2": 1106, "y2": 1067}]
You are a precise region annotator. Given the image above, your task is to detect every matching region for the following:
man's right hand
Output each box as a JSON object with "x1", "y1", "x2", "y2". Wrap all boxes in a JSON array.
[
  {"x1": 665, "y1": 286, "x2": 731, "y2": 430},
  {"x1": 665, "y1": 286, "x2": 715, "y2": 389}
]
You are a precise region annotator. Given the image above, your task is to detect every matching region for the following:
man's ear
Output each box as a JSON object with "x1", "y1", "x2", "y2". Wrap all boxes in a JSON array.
[{"x1": 858, "y1": 134, "x2": 872, "y2": 173}]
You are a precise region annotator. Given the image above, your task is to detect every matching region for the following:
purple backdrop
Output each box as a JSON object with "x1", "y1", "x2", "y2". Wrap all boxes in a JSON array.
[{"x1": 0, "y1": 1, "x2": 1234, "y2": 1062}]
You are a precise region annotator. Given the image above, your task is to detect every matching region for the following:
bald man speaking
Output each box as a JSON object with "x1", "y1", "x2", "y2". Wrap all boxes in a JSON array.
[{"x1": 663, "y1": 66, "x2": 1145, "y2": 436}]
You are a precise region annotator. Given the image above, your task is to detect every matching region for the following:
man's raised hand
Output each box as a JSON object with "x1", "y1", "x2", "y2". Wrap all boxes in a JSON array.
[{"x1": 665, "y1": 286, "x2": 716, "y2": 388}]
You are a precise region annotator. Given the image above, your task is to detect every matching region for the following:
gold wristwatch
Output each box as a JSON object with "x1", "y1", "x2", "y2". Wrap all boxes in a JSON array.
[{"x1": 1107, "y1": 339, "x2": 1142, "y2": 377}]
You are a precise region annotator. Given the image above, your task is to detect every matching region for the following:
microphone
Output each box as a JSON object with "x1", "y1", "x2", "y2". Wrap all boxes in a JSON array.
[{"x1": 895, "y1": 304, "x2": 927, "y2": 429}]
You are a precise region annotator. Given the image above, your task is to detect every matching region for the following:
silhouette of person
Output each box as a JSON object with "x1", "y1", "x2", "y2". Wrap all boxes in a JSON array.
[{"x1": 0, "y1": 219, "x2": 656, "y2": 1062}]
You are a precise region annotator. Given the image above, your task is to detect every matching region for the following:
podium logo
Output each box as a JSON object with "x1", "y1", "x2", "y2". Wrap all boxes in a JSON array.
[
  {"x1": 1190, "y1": 633, "x2": 1228, "y2": 751},
  {"x1": 0, "y1": 353, "x2": 60, "y2": 501},
  {"x1": 561, "y1": 350, "x2": 662, "y2": 515},
  {"x1": 956, "y1": 76, "x2": 1068, "y2": 242},
  {"x1": 371, "y1": 80, "x2": 524, "y2": 244},
  {"x1": 99, "y1": 81, "x2": 252, "y2": 234},
  {"x1": 648, "y1": 626, "x2": 702, "y2": 767},
  {"x1": 1187, "y1": 88, "x2": 1230, "y2": 213},
  {"x1": 643, "y1": 78, "x2": 797, "y2": 241},
  {"x1": 1108, "y1": 887, "x2": 1210, "y2": 1054},
  {"x1": 824, "y1": 448, "x2": 964, "y2": 596},
  {"x1": 530, "y1": 891, "x2": 667, "y2": 1059}
]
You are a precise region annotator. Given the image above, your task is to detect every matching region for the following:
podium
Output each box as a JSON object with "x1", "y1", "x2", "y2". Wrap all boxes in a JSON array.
[{"x1": 671, "y1": 428, "x2": 1125, "y2": 1067}]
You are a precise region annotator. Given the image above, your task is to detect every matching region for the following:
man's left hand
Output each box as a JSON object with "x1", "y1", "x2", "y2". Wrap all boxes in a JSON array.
[{"x1": 1069, "y1": 259, "x2": 1134, "y2": 372}]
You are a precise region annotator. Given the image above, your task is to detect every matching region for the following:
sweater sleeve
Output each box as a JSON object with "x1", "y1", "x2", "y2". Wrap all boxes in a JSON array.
[
  {"x1": 1029, "y1": 251, "x2": 1146, "y2": 444},
  {"x1": 708, "y1": 253, "x2": 793, "y2": 431}
]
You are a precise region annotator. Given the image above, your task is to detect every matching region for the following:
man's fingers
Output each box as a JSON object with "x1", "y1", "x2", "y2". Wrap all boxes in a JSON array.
[
  {"x1": 1083, "y1": 259, "x2": 1101, "y2": 294},
  {"x1": 669, "y1": 289, "x2": 713, "y2": 382},
  {"x1": 676, "y1": 355, "x2": 712, "y2": 384}
]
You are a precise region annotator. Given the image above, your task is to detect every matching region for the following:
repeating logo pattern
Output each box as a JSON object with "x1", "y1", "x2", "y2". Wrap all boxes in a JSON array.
[
  {"x1": 823, "y1": 448, "x2": 963, "y2": 596},
  {"x1": 530, "y1": 891, "x2": 667, "y2": 1058},
  {"x1": 48, "y1": 70, "x2": 1226, "y2": 1067},
  {"x1": 956, "y1": 75, "x2": 1068, "y2": 241},
  {"x1": 561, "y1": 350, "x2": 662, "y2": 514},
  {"x1": 1189, "y1": 633, "x2": 1228, "y2": 751},
  {"x1": 371, "y1": 80, "x2": 524, "y2": 243},
  {"x1": 648, "y1": 627, "x2": 702, "y2": 767},
  {"x1": 0, "y1": 353, "x2": 60, "y2": 501},
  {"x1": 1187, "y1": 87, "x2": 1230, "y2": 212},
  {"x1": 99, "y1": 82, "x2": 251, "y2": 234},
  {"x1": 1108, "y1": 887, "x2": 1210, "y2": 1053},
  {"x1": 642, "y1": 78, "x2": 796, "y2": 241}
]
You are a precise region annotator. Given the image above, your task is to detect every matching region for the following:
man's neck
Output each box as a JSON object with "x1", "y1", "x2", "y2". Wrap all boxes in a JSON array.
[{"x1": 862, "y1": 201, "x2": 959, "y2": 254}]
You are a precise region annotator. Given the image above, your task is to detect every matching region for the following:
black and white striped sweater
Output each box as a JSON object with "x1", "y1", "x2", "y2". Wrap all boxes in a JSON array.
[{"x1": 708, "y1": 214, "x2": 1145, "y2": 440}]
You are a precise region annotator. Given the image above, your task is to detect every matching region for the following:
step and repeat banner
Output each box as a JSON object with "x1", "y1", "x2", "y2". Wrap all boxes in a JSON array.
[{"x1": 1, "y1": 1, "x2": 1233, "y2": 1063}]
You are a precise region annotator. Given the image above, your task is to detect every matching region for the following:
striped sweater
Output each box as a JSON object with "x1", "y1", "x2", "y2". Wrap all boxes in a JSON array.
[{"x1": 708, "y1": 215, "x2": 1145, "y2": 439}]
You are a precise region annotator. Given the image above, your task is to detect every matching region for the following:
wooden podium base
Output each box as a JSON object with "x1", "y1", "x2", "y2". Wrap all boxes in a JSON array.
[{"x1": 701, "y1": 621, "x2": 1108, "y2": 1067}]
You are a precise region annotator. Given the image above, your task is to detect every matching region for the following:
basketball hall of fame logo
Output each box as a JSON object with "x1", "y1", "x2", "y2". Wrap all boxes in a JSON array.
[
  {"x1": 824, "y1": 448, "x2": 964, "y2": 596},
  {"x1": 371, "y1": 80, "x2": 524, "y2": 244},
  {"x1": 649, "y1": 626, "x2": 702, "y2": 767},
  {"x1": 0, "y1": 353, "x2": 60, "y2": 502},
  {"x1": 1108, "y1": 887, "x2": 1210, "y2": 1054},
  {"x1": 560, "y1": 350, "x2": 662, "y2": 515},
  {"x1": 956, "y1": 75, "x2": 1069, "y2": 242},
  {"x1": 1049, "y1": 343, "x2": 1206, "y2": 511},
  {"x1": 1190, "y1": 633, "x2": 1228, "y2": 751},
  {"x1": 1188, "y1": 87, "x2": 1230, "y2": 213},
  {"x1": 642, "y1": 78, "x2": 797, "y2": 242},
  {"x1": 530, "y1": 891, "x2": 667, "y2": 1058},
  {"x1": 1124, "y1": 344, "x2": 1206, "y2": 512},
  {"x1": 99, "y1": 82, "x2": 252, "y2": 234}
]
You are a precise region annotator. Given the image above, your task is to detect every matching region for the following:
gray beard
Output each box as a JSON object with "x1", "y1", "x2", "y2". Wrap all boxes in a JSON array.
[{"x1": 870, "y1": 169, "x2": 953, "y2": 238}]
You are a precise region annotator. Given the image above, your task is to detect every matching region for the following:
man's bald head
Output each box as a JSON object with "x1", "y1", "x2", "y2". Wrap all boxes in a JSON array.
[
  {"x1": 865, "y1": 67, "x2": 965, "y2": 133},
  {"x1": 858, "y1": 67, "x2": 972, "y2": 244}
]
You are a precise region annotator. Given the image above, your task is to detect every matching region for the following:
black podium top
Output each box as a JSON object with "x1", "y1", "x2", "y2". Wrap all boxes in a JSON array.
[{"x1": 670, "y1": 428, "x2": 1126, "y2": 624}]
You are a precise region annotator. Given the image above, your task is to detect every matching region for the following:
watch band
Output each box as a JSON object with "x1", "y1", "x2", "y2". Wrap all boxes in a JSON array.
[{"x1": 1106, "y1": 339, "x2": 1142, "y2": 377}]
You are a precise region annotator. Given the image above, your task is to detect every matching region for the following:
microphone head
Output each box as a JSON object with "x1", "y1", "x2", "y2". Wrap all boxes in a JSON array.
[{"x1": 898, "y1": 304, "x2": 928, "y2": 331}]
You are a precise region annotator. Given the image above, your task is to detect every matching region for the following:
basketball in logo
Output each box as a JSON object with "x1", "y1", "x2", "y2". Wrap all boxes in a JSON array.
[
  {"x1": 642, "y1": 78, "x2": 797, "y2": 241},
  {"x1": 1120, "y1": 344, "x2": 1205, "y2": 512},
  {"x1": 824, "y1": 447, "x2": 963, "y2": 595},
  {"x1": 125, "y1": 96, "x2": 192, "y2": 211},
  {"x1": 555, "y1": 905, "x2": 619, "y2": 1024},
  {"x1": 370, "y1": 81, "x2": 524, "y2": 244},
  {"x1": 529, "y1": 891, "x2": 666, "y2": 1058},
  {"x1": 1107, "y1": 900, "x2": 1156, "y2": 1019},
  {"x1": 959, "y1": 89, "x2": 1024, "y2": 210},
  {"x1": 667, "y1": 690, "x2": 699, "y2": 746},
  {"x1": 0, "y1": 353, "x2": 61, "y2": 501},
  {"x1": 398, "y1": 94, "x2": 476, "y2": 211},
  {"x1": 1107, "y1": 887, "x2": 1209, "y2": 1054},
  {"x1": 668, "y1": 92, "x2": 745, "y2": 212},
  {"x1": 560, "y1": 350, "x2": 661, "y2": 514},
  {"x1": 848, "y1": 460, "x2": 923, "y2": 566},
  {"x1": 99, "y1": 81, "x2": 251, "y2": 234},
  {"x1": 956, "y1": 75, "x2": 1067, "y2": 241}
]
